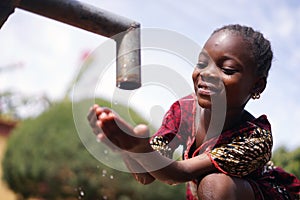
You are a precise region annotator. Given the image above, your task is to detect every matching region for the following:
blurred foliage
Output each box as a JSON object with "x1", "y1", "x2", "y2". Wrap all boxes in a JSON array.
[
  {"x1": 2, "y1": 99, "x2": 185, "y2": 200},
  {"x1": 272, "y1": 146, "x2": 300, "y2": 179}
]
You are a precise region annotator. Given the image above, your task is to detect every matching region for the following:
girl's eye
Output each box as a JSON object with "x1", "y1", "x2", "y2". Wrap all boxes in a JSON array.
[
  {"x1": 196, "y1": 62, "x2": 208, "y2": 69},
  {"x1": 222, "y1": 68, "x2": 238, "y2": 75}
]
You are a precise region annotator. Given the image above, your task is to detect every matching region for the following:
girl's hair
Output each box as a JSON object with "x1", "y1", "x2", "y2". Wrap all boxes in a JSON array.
[{"x1": 212, "y1": 24, "x2": 273, "y2": 78}]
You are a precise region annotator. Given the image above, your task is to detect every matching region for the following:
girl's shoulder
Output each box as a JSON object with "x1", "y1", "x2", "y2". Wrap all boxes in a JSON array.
[
  {"x1": 249, "y1": 114, "x2": 271, "y2": 132},
  {"x1": 209, "y1": 114, "x2": 273, "y2": 177},
  {"x1": 223, "y1": 113, "x2": 271, "y2": 138}
]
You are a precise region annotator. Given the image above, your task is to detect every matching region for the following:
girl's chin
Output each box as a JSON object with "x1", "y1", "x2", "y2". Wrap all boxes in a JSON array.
[
  {"x1": 197, "y1": 98, "x2": 212, "y2": 109},
  {"x1": 196, "y1": 92, "x2": 227, "y2": 110}
]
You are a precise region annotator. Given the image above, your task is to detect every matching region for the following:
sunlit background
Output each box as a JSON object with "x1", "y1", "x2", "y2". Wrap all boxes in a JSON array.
[{"x1": 0, "y1": 0, "x2": 299, "y2": 151}]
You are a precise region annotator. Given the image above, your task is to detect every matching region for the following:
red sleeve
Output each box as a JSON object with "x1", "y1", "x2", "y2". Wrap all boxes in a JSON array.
[{"x1": 151, "y1": 100, "x2": 183, "y2": 151}]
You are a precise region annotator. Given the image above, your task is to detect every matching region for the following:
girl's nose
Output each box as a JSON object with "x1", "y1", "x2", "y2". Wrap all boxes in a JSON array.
[{"x1": 200, "y1": 64, "x2": 220, "y2": 83}]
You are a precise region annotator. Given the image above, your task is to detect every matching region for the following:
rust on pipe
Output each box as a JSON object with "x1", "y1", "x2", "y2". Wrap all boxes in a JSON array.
[{"x1": 6, "y1": 0, "x2": 141, "y2": 90}]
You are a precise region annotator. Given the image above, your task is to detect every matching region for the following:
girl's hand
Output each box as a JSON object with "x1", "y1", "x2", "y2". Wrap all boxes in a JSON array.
[
  {"x1": 87, "y1": 104, "x2": 152, "y2": 153},
  {"x1": 87, "y1": 104, "x2": 103, "y2": 136}
]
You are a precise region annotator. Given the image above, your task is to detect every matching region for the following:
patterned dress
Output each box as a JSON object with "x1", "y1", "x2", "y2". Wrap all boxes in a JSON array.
[{"x1": 150, "y1": 94, "x2": 300, "y2": 200}]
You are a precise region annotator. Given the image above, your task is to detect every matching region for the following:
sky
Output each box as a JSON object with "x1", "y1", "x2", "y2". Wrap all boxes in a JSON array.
[{"x1": 0, "y1": 0, "x2": 300, "y2": 150}]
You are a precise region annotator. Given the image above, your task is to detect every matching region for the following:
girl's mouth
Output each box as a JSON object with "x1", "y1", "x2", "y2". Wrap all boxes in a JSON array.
[{"x1": 196, "y1": 82, "x2": 220, "y2": 96}]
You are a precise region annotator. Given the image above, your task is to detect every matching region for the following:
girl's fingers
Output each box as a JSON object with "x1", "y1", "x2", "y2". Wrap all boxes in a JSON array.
[
  {"x1": 89, "y1": 112, "x2": 98, "y2": 125},
  {"x1": 87, "y1": 105, "x2": 121, "y2": 151},
  {"x1": 87, "y1": 105, "x2": 110, "y2": 136},
  {"x1": 98, "y1": 112, "x2": 108, "y2": 119},
  {"x1": 88, "y1": 113, "x2": 100, "y2": 136},
  {"x1": 87, "y1": 108, "x2": 95, "y2": 121},
  {"x1": 88, "y1": 105, "x2": 139, "y2": 151},
  {"x1": 89, "y1": 108, "x2": 116, "y2": 136},
  {"x1": 95, "y1": 107, "x2": 112, "y2": 117},
  {"x1": 87, "y1": 105, "x2": 112, "y2": 121},
  {"x1": 91, "y1": 120, "x2": 102, "y2": 135}
]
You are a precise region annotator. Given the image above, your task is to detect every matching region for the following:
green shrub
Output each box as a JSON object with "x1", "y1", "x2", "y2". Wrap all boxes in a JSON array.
[
  {"x1": 272, "y1": 146, "x2": 300, "y2": 179},
  {"x1": 2, "y1": 99, "x2": 185, "y2": 199}
]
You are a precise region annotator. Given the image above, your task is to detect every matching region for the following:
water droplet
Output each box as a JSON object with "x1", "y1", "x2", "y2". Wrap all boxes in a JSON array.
[
  {"x1": 96, "y1": 165, "x2": 99, "y2": 169},
  {"x1": 102, "y1": 169, "x2": 107, "y2": 177},
  {"x1": 102, "y1": 195, "x2": 108, "y2": 200},
  {"x1": 80, "y1": 191, "x2": 85, "y2": 196},
  {"x1": 104, "y1": 149, "x2": 108, "y2": 155},
  {"x1": 110, "y1": 175, "x2": 114, "y2": 179},
  {"x1": 123, "y1": 64, "x2": 127, "y2": 68},
  {"x1": 96, "y1": 137, "x2": 101, "y2": 143}
]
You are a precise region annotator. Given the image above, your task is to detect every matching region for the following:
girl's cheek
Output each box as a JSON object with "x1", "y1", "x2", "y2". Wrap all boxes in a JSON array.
[{"x1": 192, "y1": 69, "x2": 200, "y2": 82}]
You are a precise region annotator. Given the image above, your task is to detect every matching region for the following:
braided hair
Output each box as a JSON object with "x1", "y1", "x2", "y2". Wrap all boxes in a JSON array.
[{"x1": 212, "y1": 24, "x2": 273, "y2": 78}]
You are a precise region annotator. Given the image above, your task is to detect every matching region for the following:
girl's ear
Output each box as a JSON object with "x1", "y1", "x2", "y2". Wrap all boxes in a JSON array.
[{"x1": 252, "y1": 77, "x2": 267, "y2": 94}]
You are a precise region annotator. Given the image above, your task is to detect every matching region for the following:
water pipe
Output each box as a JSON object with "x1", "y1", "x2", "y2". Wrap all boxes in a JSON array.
[{"x1": 0, "y1": 0, "x2": 141, "y2": 90}]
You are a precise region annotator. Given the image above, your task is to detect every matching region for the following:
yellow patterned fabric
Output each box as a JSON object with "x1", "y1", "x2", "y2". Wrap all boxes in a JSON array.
[{"x1": 209, "y1": 126, "x2": 272, "y2": 177}]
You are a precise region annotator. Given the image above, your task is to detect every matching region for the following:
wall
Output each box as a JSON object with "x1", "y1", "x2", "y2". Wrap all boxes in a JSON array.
[{"x1": 0, "y1": 120, "x2": 17, "y2": 200}]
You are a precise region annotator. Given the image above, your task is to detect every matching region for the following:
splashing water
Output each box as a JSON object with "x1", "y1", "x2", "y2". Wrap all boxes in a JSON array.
[
  {"x1": 75, "y1": 187, "x2": 85, "y2": 199},
  {"x1": 102, "y1": 169, "x2": 107, "y2": 177},
  {"x1": 80, "y1": 191, "x2": 85, "y2": 196}
]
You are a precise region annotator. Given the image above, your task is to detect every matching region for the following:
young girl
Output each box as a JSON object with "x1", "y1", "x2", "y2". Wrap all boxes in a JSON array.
[{"x1": 88, "y1": 24, "x2": 300, "y2": 200}]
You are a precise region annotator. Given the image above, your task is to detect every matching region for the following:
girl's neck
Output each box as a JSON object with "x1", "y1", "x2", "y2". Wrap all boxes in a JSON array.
[
  {"x1": 195, "y1": 106, "x2": 254, "y2": 147},
  {"x1": 224, "y1": 108, "x2": 247, "y2": 130},
  {"x1": 200, "y1": 106, "x2": 251, "y2": 134}
]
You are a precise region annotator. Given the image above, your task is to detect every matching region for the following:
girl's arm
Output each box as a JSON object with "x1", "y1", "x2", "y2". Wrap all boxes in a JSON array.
[
  {"x1": 122, "y1": 154, "x2": 155, "y2": 185},
  {"x1": 88, "y1": 105, "x2": 217, "y2": 185},
  {"x1": 129, "y1": 150, "x2": 215, "y2": 185}
]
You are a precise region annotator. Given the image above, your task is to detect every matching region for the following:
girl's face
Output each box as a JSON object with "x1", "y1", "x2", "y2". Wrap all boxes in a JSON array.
[{"x1": 192, "y1": 31, "x2": 258, "y2": 110}]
